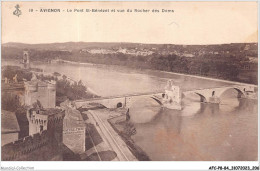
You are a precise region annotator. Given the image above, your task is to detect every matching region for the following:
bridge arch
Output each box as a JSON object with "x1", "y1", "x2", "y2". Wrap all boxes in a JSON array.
[
  {"x1": 117, "y1": 102, "x2": 123, "y2": 108},
  {"x1": 183, "y1": 92, "x2": 207, "y2": 102},
  {"x1": 218, "y1": 87, "x2": 246, "y2": 98},
  {"x1": 126, "y1": 95, "x2": 163, "y2": 109},
  {"x1": 195, "y1": 93, "x2": 207, "y2": 102},
  {"x1": 150, "y1": 97, "x2": 163, "y2": 105}
]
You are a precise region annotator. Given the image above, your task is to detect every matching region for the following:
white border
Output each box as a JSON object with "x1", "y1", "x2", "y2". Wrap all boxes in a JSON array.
[
  {"x1": 1, "y1": 161, "x2": 260, "y2": 170},
  {"x1": 0, "y1": 0, "x2": 259, "y2": 170}
]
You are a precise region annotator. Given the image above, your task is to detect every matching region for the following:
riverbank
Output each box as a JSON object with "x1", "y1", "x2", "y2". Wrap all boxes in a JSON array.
[
  {"x1": 3, "y1": 59, "x2": 258, "y2": 89},
  {"x1": 86, "y1": 109, "x2": 137, "y2": 161},
  {"x1": 31, "y1": 67, "x2": 99, "y2": 96},
  {"x1": 2, "y1": 65, "x2": 100, "y2": 106},
  {"x1": 108, "y1": 114, "x2": 150, "y2": 161},
  {"x1": 50, "y1": 59, "x2": 258, "y2": 87}
]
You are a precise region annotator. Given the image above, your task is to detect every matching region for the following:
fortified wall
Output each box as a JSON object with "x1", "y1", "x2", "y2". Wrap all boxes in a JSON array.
[
  {"x1": 2, "y1": 130, "x2": 51, "y2": 161},
  {"x1": 1, "y1": 108, "x2": 65, "y2": 161},
  {"x1": 61, "y1": 101, "x2": 86, "y2": 154},
  {"x1": 24, "y1": 80, "x2": 56, "y2": 108}
]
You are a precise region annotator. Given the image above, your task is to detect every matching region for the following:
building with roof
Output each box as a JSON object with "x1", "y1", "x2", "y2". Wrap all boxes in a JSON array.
[{"x1": 1, "y1": 110, "x2": 20, "y2": 146}]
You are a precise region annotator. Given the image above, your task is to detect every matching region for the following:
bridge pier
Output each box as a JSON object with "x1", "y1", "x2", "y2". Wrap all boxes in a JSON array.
[
  {"x1": 243, "y1": 91, "x2": 257, "y2": 99},
  {"x1": 162, "y1": 80, "x2": 182, "y2": 110},
  {"x1": 208, "y1": 97, "x2": 221, "y2": 104},
  {"x1": 74, "y1": 83, "x2": 257, "y2": 111},
  {"x1": 162, "y1": 80, "x2": 258, "y2": 110},
  {"x1": 163, "y1": 101, "x2": 182, "y2": 110}
]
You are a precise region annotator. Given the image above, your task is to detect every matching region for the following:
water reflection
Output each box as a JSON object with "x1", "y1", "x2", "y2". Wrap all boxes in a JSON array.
[
  {"x1": 129, "y1": 97, "x2": 161, "y2": 124},
  {"x1": 181, "y1": 102, "x2": 202, "y2": 117},
  {"x1": 131, "y1": 96, "x2": 257, "y2": 161},
  {"x1": 220, "y1": 98, "x2": 240, "y2": 112},
  {"x1": 3, "y1": 60, "x2": 257, "y2": 161}
]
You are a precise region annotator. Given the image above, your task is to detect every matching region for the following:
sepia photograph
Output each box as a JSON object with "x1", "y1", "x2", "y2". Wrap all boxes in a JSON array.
[{"x1": 0, "y1": 1, "x2": 259, "y2": 170}]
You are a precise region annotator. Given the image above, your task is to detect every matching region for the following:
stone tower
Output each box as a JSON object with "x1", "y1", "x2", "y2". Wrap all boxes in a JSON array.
[
  {"x1": 26, "y1": 107, "x2": 65, "y2": 148},
  {"x1": 1, "y1": 106, "x2": 65, "y2": 161},
  {"x1": 23, "y1": 51, "x2": 30, "y2": 69},
  {"x1": 24, "y1": 80, "x2": 56, "y2": 108}
]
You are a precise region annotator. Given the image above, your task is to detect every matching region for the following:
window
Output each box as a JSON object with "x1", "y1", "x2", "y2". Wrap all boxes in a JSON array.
[{"x1": 40, "y1": 125, "x2": 43, "y2": 132}]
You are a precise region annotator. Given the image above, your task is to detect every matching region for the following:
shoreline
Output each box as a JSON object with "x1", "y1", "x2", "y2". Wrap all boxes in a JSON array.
[
  {"x1": 51, "y1": 59, "x2": 258, "y2": 87},
  {"x1": 2, "y1": 59, "x2": 258, "y2": 89},
  {"x1": 87, "y1": 109, "x2": 137, "y2": 161},
  {"x1": 13, "y1": 65, "x2": 100, "y2": 99},
  {"x1": 107, "y1": 115, "x2": 151, "y2": 161}
]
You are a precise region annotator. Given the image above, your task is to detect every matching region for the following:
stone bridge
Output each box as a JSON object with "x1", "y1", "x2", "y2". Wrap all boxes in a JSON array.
[
  {"x1": 74, "y1": 92, "x2": 164, "y2": 109},
  {"x1": 182, "y1": 85, "x2": 256, "y2": 103},
  {"x1": 74, "y1": 84, "x2": 256, "y2": 110}
]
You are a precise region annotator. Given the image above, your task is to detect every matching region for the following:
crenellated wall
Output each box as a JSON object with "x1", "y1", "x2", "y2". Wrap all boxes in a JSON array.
[
  {"x1": 1, "y1": 130, "x2": 53, "y2": 161},
  {"x1": 26, "y1": 109, "x2": 64, "y2": 136},
  {"x1": 2, "y1": 108, "x2": 65, "y2": 161}
]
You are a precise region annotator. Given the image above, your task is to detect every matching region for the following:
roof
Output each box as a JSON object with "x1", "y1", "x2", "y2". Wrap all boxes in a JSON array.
[{"x1": 1, "y1": 110, "x2": 20, "y2": 134}]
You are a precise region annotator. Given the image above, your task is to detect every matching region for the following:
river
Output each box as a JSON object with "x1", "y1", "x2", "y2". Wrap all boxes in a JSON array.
[{"x1": 2, "y1": 60, "x2": 258, "y2": 161}]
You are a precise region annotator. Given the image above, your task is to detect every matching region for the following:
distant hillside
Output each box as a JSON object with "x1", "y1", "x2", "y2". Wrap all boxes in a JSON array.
[
  {"x1": 1, "y1": 42, "x2": 258, "y2": 84},
  {"x1": 2, "y1": 42, "x2": 147, "y2": 51},
  {"x1": 3, "y1": 42, "x2": 258, "y2": 52}
]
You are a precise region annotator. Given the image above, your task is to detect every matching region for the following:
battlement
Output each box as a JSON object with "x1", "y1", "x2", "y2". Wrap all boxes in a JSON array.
[
  {"x1": 27, "y1": 108, "x2": 64, "y2": 125},
  {"x1": 27, "y1": 108, "x2": 65, "y2": 136},
  {"x1": 24, "y1": 80, "x2": 56, "y2": 92},
  {"x1": 2, "y1": 130, "x2": 49, "y2": 161},
  {"x1": 47, "y1": 80, "x2": 56, "y2": 91},
  {"x1": 2, "y1": 106, "x2": 65, "y2": 161},
  {"x1": 24, "y1": 82, "x2": 38, "y2": 92}
]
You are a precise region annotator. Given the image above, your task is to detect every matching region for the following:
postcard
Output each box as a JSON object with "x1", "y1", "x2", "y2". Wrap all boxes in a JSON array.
[{"x1": 1, "y1": 1, "x2": 259, "y2": 170}]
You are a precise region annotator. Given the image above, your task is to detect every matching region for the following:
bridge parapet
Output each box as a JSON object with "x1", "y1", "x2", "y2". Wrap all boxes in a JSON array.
[
  {"x1": 73, "y1": 83, "x2": 257, "y2": 111},
  {"x1": 74, "y1": 92, "x2": 164, "y2": 109},
  {"x1": 182, "y1": 84, "x2": 257, "y2": 104}
]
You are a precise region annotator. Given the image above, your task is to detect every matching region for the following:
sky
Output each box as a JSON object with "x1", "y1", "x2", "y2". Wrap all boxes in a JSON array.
[{"x1": 2, "y1": 1, "x2": 258, "y2": 45}]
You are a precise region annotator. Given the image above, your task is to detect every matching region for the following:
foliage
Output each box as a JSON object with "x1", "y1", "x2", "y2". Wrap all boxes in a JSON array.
[
  {"x1": 122, "y1": 122, "x2": 136, "y2": 137},
  {"x1": 37, "y1": 74, "x2": 57, "y2": 81},
  {"x1": 37, "y1": 74, "x2": 97, "y2": 101},
  {"x1": 56, "y1": 77, "x2": 89, "y2": 100},
  {"x1": 2, "y1": 66, "x2": 32, "y2": 82},
  {"x1": 2, "y1": 43, "x2": 258, "y2": 84}
]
